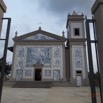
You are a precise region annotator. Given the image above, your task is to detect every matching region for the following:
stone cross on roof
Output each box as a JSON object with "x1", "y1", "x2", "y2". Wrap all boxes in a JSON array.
[{"x1": 72, "y1": 11, "x2": 78, "y2": 15}]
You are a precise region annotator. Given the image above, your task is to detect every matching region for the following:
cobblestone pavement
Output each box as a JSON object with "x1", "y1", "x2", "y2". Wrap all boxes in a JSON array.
[{"x1": 1, "y1": 86, "x2": 101, "y2": 103}]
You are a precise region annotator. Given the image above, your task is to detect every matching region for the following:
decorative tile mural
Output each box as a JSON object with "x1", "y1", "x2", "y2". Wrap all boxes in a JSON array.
[
  {"x1": 72, "y1": 46, "x2": 84, "y2": 69},
  {"x1": 23, "y1": 34, "x2": 56, "y2": 40},
  {"x1": 54, "y1": 48, "x2": 60, "y2": 58},
  {"x1": 53, "y1": 47, "x2": 61, "y2": 67},
  {"x1": 16, "y1": 46, "x2": 25, "y2": 69},
  {"x1": 14, "y1": 45, "x2": 63, "y2": 81},
  {"x1": 25, "y1": 70, "x2": 32, "y2": 77},
  {"x1": 45, "y1": 70, "x2": 51, "y2": 76},
  {"x1": 53, "y1": 59, "x2": 60, "y2": 67},
  {"x1": 16, "y1": 58, "x2": 24, "y2": 69},
  {"x1": 15, "y1": 46, "x2": 25, "y2": 81},
  {"x1": 75, "y1": 58, "x2": 83, "y2": 68},
  {"x1": 16, "y1": 46, "x2": 24, "y2": 57},
  {"x1": 75, "y1": 48, "x2": 82, "y2": 57},
  {"x1": 53, "y1": 70, "x2": 60, "y2": 81},
  {"x1": 26, "y1": 47, "x2": 51, "y2": 66},
  {"x1": 16, "y1": 69, "x2": 23, "y2": 81}
]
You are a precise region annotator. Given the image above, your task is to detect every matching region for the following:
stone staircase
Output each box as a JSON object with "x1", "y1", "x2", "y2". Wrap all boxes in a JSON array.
[
  {"x1": 51, "y1": 81, "x2": 75, "y2": 87},
  {"x1": 3, "y1": 81, "x2": 76, "y2": 88},
  {"x1": 12, "y1": 81, "x2": 52, "y2": 88},
  {"x1": 3, "y1": 81, "x2": 16, "y2": 87}
]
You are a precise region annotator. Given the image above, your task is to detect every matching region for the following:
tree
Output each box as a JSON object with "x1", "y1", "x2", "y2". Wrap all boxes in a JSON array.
[
  {"x1": 5, "y1": 63, "x2": 11, "y2": 75},
  {"x1": 0, "y1": 58, "x2": 11, "y2": 79}
]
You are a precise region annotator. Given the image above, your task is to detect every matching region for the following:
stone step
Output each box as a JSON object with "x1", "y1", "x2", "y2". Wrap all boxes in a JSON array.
[
  {"x1": 12, "y1": 81, "x2": 51, "y2": 88},
  {"x1": 51, "y1": 81, "x2": 75, "y2": 87},
  {"x1": 3, "y1": 81, "x2": 76, "y2": 88},
  {"x1": 3, "y1": 81, "x2": 16, "y2": 87}
]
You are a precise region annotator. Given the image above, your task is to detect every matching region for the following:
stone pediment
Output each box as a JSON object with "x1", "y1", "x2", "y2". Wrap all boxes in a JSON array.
[{"x1": 13, "y1": 29, "x2": 67, "y2": 42}]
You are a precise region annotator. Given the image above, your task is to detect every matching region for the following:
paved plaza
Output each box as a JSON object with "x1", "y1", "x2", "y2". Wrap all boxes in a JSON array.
[{"x1": 1, "y1": 86, "x2": 101, "y2": 103}]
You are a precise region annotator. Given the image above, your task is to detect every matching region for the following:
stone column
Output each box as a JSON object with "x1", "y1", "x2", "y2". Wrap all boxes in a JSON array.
[
  {"x1": 92, "y1": 0, "x2": 103, "y2": 100},
  {"x1": 0, "y1": 0, "x2": 6, "y2": 37}
]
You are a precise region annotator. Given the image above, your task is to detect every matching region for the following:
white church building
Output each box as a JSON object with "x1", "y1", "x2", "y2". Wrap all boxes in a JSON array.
[{"x1": 10, "y1": 11, "x2": 88, "y2": 86}]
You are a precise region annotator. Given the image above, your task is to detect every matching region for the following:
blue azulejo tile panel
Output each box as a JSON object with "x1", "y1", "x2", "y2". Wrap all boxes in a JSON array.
[
  {"x1": 45, "y1": 70, "x2": 51, "y2": 76},
  {"x1": 54, "y1": 48, "x2": 60, "y2": 58},
  {"x1": 16, "y1": 69, "x2": 23, "y2": 81},
  {"x1": 15, "y1": 46, "x2": 25, "y2": 70},
  {"x1": 75, "y1": 57, "x2": 83, "y2": 68},
  {"x1": 16, "y1": 46, "x2": 24, "y2": 57},
  {"x1": 53, "y1": 70, "x2": 60, "y2": 81},
  {"x1": 73, "y1": 46, "x2": 84, "y2": 69},
  {"x1": 26, "y1": 47, "x2": 51, "y2": 66},
  {"x1": 23, "y1": 34, "x2": 56, "y2": 40},
  {"x1": 53, "y1": 58, "x2": 61, "y2": 67},
  {"x1": 53, "y1": 47, "x2": 62, "y2": 67},
  {"x1": 16, "y1": 58, "x2": 24, "y2": 69},
  {"x1": 75, "y1": 48, "x2": 82, "y2": 57},
  {"x1": 25, "y1": 70, "x2": 32, "y2": 77}
]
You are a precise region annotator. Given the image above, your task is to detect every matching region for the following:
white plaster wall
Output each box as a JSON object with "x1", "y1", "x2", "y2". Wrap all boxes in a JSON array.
[
  {"x1": 12, "y1": 45, "x2": 64, "y2": 81},
  {"x1": 71, "y1": 23, "x2": 83, "y2": 38}
]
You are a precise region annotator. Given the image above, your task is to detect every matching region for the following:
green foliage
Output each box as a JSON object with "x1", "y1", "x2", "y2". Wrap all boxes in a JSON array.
[
  {"x1": 0, "y1": 62, "x2": 11, "y2": 75},
  {"x1": 5, "y1": 63, "x2": 11, "y2": 75}
]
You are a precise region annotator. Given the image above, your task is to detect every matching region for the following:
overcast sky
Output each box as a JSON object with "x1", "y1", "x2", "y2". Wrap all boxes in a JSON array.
[{"x1": 0, "y1": 0, "x2": 95, "y2": 63}]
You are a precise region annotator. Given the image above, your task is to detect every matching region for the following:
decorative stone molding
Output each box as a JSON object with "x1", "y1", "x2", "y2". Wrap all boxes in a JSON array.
[{"x1": 32, "y1": 61, "x2": 44, "y2": 67}]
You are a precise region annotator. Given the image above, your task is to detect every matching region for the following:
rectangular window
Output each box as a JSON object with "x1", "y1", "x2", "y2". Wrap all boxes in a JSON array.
[
  {"x1": 74, "y1": 28, "x2": 80, "y2": 36},
  {"x1": 76, "y1": 70, "x2": 82, "y2": 74}
]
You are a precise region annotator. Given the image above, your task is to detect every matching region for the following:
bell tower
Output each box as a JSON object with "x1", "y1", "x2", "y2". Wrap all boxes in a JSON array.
[{"x1": 66, "y1": 11, "x2": 88, "y2": 86}]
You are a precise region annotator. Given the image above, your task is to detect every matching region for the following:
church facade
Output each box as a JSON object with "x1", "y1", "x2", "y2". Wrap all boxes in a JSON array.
[
  {"x1": 11, "y1": 28, "x2": 66, "y2": 82},
  {"x1": 10, "y1": 11, "x2": 88, "y2": 86}
]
